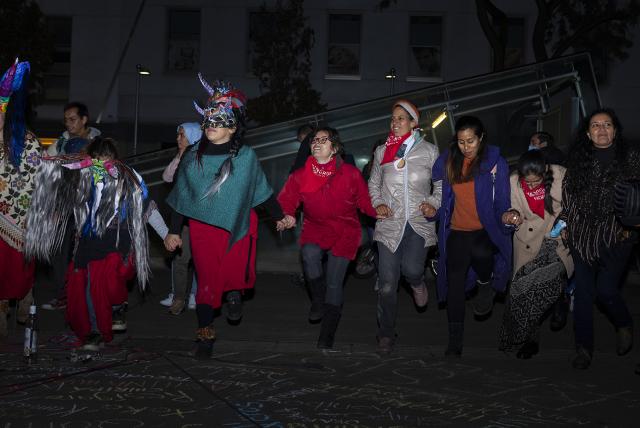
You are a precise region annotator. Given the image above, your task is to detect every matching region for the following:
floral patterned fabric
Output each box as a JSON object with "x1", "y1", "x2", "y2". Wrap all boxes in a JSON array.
[{"x1": 0, "y1": 132, "x2": 41, "y2": 251}]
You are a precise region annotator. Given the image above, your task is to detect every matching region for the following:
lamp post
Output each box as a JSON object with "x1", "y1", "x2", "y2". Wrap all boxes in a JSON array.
[
  {"x1": 134, "y1": 64, "x2": 151, "y2": 155},
  {"x1": 385, "y1": 68, "x2": 397, "y2": 96}
]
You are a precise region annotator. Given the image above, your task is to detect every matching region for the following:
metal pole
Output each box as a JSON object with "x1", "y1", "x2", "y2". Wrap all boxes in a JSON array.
[
  {"x1": 134, "y1": 71, "x2": 140, "y2": 155},
  {"x1": 96, "y1": 0, "x2": 147, "y2": 124}
]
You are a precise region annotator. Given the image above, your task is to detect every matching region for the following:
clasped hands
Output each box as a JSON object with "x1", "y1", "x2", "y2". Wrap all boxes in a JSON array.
[
  {"x1": 164, "y1": 233, "x2": 183, "y2": 251},
  {"x1": 375, "y1": 202, "x2": 436, "y2": 219},
  {"x1": 276, "y1": 215, "x2": 296, "y2": 231}
]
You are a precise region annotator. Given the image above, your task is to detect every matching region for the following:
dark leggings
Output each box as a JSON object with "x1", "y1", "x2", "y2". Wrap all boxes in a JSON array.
[{"x1": 446, "y1": 229, "x2": 496, "y2": 322}]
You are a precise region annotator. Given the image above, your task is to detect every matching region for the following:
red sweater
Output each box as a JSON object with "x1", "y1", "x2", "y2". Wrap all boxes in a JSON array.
[{"x1": 278, "y1": 161, "x2": 377, "y2": 260}]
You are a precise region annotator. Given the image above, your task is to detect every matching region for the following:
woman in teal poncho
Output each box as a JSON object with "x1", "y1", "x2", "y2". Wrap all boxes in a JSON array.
[{"x1": 165, "y1": 76, "x2": 285, "y2": 358}]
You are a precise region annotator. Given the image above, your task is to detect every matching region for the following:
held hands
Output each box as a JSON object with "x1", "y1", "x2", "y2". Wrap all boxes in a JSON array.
[
  {"x1": 375, "y1": 204, "x2": 393, "y2": 219},
  {"x1": 501, "y1": 209, "x2": 523, "y2": 227},
  {"x1": 164, "y1": 233, "x2": 183, "y2": 252},
  {"x1": 419, "y1": 201, "x2": 437, "y2": 217},
  {"x1": 276, "y1": 215, "x2": 296, "y2": 231}
]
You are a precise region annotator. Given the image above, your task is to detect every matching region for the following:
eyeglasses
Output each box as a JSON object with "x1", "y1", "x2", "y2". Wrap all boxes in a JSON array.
[{"x1": 311, "y1": 136, "x2": 330, "y2": 145}]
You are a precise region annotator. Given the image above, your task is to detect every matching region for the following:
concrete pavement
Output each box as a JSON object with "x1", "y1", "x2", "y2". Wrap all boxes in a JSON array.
[{"x1": 1, "y1": 263, "x2": 639, "y2": 427}]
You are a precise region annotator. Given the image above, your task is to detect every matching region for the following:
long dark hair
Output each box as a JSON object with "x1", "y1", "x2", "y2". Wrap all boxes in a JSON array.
[
  {"x1": 446, "y1": 115, "x2": 488, "y2": 184},
  {"x1": 2, "y1": 82, "x2": 30, "y2": 167},
  {"x1": 196, "y1": 107, "x2": 247, "y2": 198},
  {"x1": 517, "y1": 150, "x2": 554, "y2": 215}
]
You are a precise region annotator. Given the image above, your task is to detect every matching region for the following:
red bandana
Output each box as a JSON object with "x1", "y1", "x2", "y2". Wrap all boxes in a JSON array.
[
  {"x1": 299, "y1": 156, "x2": 337, "y2": 193},
  {"x1": 380, "y1": 131, "x2": 411, "y2": 165},
  {"x1": 521, "y1": 178, "x2": 545, "y2": 219}
]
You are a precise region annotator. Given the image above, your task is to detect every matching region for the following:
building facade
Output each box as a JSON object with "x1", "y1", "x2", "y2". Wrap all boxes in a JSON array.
[{"x1": 34, "y1": 0, "x2": 639, "y2": 141}]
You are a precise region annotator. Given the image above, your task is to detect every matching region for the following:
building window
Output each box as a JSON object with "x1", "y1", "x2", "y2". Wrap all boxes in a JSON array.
[
  {"x1": 408, "y1": 16, "x2": 443, "y2": 79},
  {"x1": 247, "y1": 11, "x2": 271, "y2": 74},
  {"x1": 505, "y1": 18, "x2": 525, "y2": 68},
  {"x1": 167, "y1": 9, "x2": 200, "y2": 72},
  {"x1": 327, "y1": 14, "x2": 361, "y2": 76},
  {"x1": 44, "y1": 16, "x2": 72, "y2": 103}
]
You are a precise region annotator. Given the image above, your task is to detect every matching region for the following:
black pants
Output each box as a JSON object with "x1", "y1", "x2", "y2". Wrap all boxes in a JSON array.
[
  {"x1": 446, "y1": 229, "x2": 495, "y2": 323},
  {"x1": 573, "y1": 242, "x2": 633, "y2": 351}
]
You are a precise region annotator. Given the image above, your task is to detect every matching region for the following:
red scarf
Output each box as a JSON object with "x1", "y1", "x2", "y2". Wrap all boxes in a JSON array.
[
  {"x1": 299, "y1": 156, "x2": 337, "y2": 193},
  {"x1": 380, "y1": 131, "x2": 411, "y2": 165},
  {"x1": 521, "y1": 178, "x2": 545, "y2": 219}
]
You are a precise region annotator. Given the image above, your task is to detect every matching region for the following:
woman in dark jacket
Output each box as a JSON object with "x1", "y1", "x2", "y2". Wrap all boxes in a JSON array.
[
  {"x1": 431, "y1": 116, "x2": 512, "y2": 357},
  {"x1": 561, "y1": 108, "x2": 640, "y2": 369}
]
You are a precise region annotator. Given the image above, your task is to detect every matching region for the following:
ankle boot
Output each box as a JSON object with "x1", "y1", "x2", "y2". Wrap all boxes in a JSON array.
[
  {"x1": 0, "y1": 300, "x2": 8, "y2": 338},
  {"x1": 308, "y1": 277, "x2": 326, "y2": 322},
  {"x1": 445, "y1": 322, "x2": 464, "y2": 357},
  {"x1": 194, "y1": 325, "x2": 216, "y2": 359},
  {"x1": 17, "y1": 289, "x2": 34, "y2": 324},
  {"x1": 317, "y1": 304, "x2": 341, "y2": 349}
]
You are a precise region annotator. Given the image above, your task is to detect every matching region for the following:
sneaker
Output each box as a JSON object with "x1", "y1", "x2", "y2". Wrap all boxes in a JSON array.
[
  {"x1": 188, "y1": 294, "x2": 196, "y2": 310},
  {"x1": 376, "y1": 336, "x2": 395, "y2": 355},
  {"x1": 81, "y1": 332, "x2": 104, "y2": 352},
  {"x1": 412, "y1": 284, "x2": 428, "y2": 308},
  {"x1": 159, "y1": 293, "x2": 174, "y2": 307},
  {"x1": 41, "y1": 297, "x2": 67, "y2": 310},
  {"x1": 472, "y1": 280, "x2": 496, "y2": 317},
  {"x1": 226, "y1": 291, "x2": 243, "y2": 322},
  {"x1": 112, "y1": 307, "x2": 127, "y2": 332},
  {"x1": 169, "y1": 298, "x2": 186, "y2": 315},
  {"x1": 571, "y1": 346, "x2": 592, "y2": 370},
  {"x1": 616, "y1": 326, "x2": 633, "y2": 356}
]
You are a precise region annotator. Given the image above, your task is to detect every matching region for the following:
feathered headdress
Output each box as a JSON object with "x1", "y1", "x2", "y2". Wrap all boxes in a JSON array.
[
  {"x1": 0, "y1": 58, "x2": 30, "y2": 167},
  {"x1": 193, "y1": 74, "x2": 246, "y2": 129}
]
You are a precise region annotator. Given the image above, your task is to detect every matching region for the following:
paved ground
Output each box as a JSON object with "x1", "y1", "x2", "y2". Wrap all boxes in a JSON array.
[{"x1": 1, "y1": 263, "x2": 640, "y2": 427}]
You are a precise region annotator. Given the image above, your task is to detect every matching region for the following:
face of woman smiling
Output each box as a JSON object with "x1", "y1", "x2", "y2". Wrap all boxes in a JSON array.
[
  {"x1": 390, "y1": 106, "x2": 416, "y2": 137},
  {"x1": 310, "y1": 130, "x2": 336, "y2": 164},
  {"x1": 457, "y1": 128, "x2": 482, "y2": 160}
]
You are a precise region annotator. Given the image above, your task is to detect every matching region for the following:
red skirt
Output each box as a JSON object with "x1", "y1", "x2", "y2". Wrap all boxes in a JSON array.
[
  {"x1": 189, "y1": 210, "x2": 258, "y2": 308},
  {"x1": 65, "y1": 252, "x2": 135, "y2": 343},
  {"x1": 0, "y1": 238, "x2": 34, "y2": 300}
]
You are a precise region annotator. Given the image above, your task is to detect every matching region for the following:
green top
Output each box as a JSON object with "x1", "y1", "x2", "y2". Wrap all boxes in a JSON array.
[{"x1": 166, "y1": 144, "x2": 272, "y2": 246}]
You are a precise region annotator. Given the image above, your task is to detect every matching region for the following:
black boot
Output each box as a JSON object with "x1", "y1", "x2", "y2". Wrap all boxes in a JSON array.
[
  {"x1": 308, "y1": 277, "x2": 326, "y2": 322},
  {"x1": 549, "y1": 293, "x2": 569, "y2": 332},
  {"x1": 445, "y1": 322, "x2": 464, "y2": 357},
  {"x1": 317, "y1": 304, "x2": 341, "y2": 349}
]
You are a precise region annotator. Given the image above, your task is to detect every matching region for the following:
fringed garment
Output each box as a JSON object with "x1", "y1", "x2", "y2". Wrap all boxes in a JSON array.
[
  {"x1": 561, "y1": 146, "x2": 640, "y2": 264},
  {"x1": 0, "y1": 132, "x2": 40, "y2": 299},
  {"x1": 24, "y1": 154, "x2": 150, "y2": 288},
  {"x1": 498, "y1": 239, "x2": 566, "y2": 351}
]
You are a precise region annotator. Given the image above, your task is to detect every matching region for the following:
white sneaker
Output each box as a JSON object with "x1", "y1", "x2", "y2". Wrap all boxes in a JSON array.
[
  {"x1": 188, "y1": 294, "x2": 196, "y2": 310},
  {"x1": 160, "y1": 293, "x2": 174, "y2": 307}
]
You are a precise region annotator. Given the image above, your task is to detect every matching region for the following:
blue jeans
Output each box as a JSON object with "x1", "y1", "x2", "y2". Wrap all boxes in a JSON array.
[
  {"x1": 376, "y1": 223, "x2": 428, "y2": 338},
  {"x1": 573, "y1": 242, "x2": 633, "y2": 351},
  {"x1": 301, "y1": 243, "x2": 350, "y2": 306}
]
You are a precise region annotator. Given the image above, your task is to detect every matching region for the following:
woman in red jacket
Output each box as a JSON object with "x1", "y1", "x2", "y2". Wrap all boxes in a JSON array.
[{"x1": 278, "y1": 126, "x2": 377, "y2": 349}]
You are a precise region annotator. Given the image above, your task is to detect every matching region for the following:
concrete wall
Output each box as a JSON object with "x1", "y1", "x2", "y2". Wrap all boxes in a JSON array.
[{"x1": 34, "y1": 0, "x2": 640, "y2": 142}]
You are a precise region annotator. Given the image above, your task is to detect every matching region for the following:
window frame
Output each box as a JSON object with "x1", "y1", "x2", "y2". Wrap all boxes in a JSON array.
[
  {"x1": 165, "y1": 8, "x2": 202, "y2": 74},
  {"x1": 406, "y1": 14, "x2": 445, "y2": 83},
  {"x1": 325, "y1": 12, "x2": 363, "y2": 80}
]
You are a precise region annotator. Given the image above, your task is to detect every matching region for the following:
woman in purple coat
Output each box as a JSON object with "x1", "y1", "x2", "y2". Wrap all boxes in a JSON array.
[{"x1": 430, "y1": 116, "x2": 512, "y2": 357}]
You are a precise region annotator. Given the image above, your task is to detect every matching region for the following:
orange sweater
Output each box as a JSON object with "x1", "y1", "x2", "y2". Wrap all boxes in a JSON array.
[{"x1": 451, "y1": 160, "x2": 482, "y2": 231}]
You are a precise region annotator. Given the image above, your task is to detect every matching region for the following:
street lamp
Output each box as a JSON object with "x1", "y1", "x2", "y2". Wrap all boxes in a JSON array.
[
  {"x1": 385, "y1": 67, "x2": 396, "y2": 96},
  {"x1": 134, "y1": 64, "x2": 151, "y2": 155}
]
